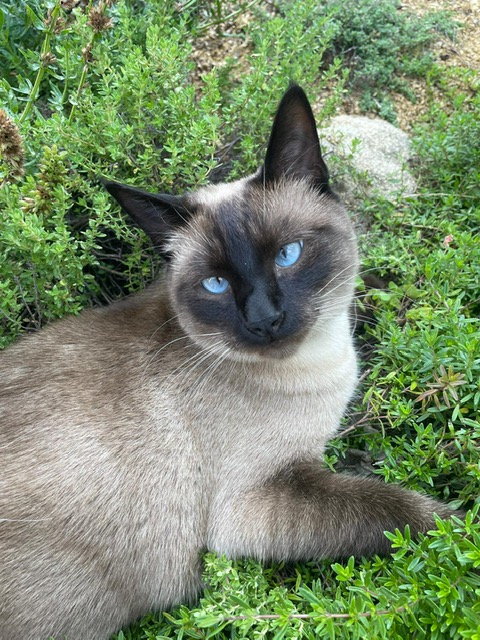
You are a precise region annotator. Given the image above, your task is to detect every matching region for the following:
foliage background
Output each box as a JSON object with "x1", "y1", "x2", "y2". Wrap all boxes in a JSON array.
[{"x1": 0, "y1": 1, "x2": 479, "y2": 638}]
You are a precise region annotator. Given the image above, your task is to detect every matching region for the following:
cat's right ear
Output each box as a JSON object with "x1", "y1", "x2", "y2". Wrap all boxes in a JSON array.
[
  {"x1": 259, "y1": 84, "x2": 330, "y2": 193},
  {"x1": 99, "y1": 178, "x2": 193, "y2": 254}
]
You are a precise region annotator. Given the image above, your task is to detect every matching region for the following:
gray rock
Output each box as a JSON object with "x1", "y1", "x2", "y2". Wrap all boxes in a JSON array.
[{"x1": 319, "y1": 115, "x2": 416, "y2": 208}]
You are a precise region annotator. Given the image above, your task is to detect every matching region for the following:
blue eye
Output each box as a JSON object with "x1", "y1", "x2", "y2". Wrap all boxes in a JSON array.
[
  {"x1": 275, "y1": 240, "x2": 304, "y2": 268},
  {"x1": 201, "y1": 276, "x2": 230, "y2": 294}
]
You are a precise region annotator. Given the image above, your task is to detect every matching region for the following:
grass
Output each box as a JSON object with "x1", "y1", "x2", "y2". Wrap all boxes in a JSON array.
[{"x1": 1, "y1": 1, "x2": 479, "y2": 638}]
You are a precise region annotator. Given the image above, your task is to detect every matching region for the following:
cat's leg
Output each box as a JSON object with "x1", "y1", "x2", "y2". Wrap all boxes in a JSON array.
[{"x1": 207, "y1": 461, "x2": 459, "y2": 561}]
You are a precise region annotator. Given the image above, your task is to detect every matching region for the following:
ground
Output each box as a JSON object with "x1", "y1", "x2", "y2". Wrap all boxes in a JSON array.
[
  {"x1": 394, "y1": 0, "x2": 480, "y2": 128},
  {"x1": 189, "y1": 0, "x2": 480, "y2": 130}
]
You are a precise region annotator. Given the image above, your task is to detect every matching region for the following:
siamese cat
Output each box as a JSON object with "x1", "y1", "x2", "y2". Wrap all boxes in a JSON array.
[{"x1": 0, "y1": 85, "x2": 456, "y2": 640}]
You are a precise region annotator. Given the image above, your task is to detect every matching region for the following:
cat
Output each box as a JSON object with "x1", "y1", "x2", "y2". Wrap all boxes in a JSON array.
[{"x1": 0, "y1": 85, "x2": 456, "y2": 640}]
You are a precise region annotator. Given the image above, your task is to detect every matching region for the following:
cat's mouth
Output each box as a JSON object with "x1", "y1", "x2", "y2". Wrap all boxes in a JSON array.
[{"x1": 229, "y1": 327, "x2": 309, "y2": 361}]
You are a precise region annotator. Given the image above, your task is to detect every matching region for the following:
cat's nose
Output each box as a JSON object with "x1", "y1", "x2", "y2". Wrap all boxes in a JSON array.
[{"x1": 246, "y1": 311, "x2": 285, "y2": 340}]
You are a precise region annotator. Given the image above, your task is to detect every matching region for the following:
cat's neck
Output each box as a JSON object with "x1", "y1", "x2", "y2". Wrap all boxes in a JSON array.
[
  {"x1": 255, "y1": 311, "x2": 357, "y2": 393},
  {"x1": 194, "y1": 310, "x2": 357, "y2": 397},
  {"x1": 289, "y1": 311, "x2": 354, "y2": 369}
]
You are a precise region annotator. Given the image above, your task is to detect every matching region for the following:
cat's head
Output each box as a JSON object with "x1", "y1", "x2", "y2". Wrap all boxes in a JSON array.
[{"x1": 101, "y1": 85, "x2": 358, "y2": 361}]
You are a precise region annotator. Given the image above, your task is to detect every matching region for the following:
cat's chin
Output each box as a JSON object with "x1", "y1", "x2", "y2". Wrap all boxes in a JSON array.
[
  {"x1": 227, "y1": 346, "x2": 297, "y2": 363},
  {"x1": 228, "y1": 312, "x2": 354, "y2": 365},
  {"x1": 223, "y1": 334, "x2": 308, "y2": 363}
]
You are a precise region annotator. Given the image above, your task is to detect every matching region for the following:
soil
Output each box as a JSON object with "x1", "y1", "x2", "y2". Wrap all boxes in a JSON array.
[
  {"x1": 393, "y1": 0, "x2": 480, "y2": 129},
  {"x1": 189, "y1": 0, "x2": 480, "y2": 131}
]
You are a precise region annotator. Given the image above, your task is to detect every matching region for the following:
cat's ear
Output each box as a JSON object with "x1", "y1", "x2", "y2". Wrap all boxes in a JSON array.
[
  {"x1": 99, "y1": 178, "x2": 193, "y2": 253},
  {"x1": 260, "y1": 84, "x2": 330, "y2": 192}
]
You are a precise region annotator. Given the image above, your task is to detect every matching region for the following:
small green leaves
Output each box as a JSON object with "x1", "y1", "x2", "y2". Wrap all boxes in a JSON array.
[
  {"x1": 24, "y1": 4, "x2": 44, "y2": 30},
  {"x1": 332, "y1": 556, "x2": 356, "y2": 582},
  {"x1": 321, "y1": 0, "x2": 457, "y2": 122}
]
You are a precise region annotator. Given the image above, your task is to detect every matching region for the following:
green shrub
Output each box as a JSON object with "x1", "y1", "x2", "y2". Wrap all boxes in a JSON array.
[
  {"x1": 316, "y1": 0, "x2": 457, "y2": 121},
  {"x1": 0, "y1": 0, "x2": 344, "y2": 347}
]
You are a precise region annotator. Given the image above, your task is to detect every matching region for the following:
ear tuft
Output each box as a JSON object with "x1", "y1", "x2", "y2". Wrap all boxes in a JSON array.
[
  {"x1": 99, "y1": 178, "x2": 192, "y2": 252},
  {"x1": 260, "y1": 84, "x2": 330, "y2": 192}
]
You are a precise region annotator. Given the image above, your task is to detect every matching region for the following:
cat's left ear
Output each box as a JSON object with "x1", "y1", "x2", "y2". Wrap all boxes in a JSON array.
[
  {"x1": 100, "y1": 178, "x2": 193, "y2": 253},
  {"x1": 260, "y1": 84, "x2": 330, "y2": 192}
]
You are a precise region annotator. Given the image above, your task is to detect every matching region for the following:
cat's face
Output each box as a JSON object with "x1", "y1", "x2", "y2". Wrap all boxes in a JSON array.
[
  {"x1": 166, "y1": 178, "x2": 357, "y2": 360},
  {"x1": 101, "y1": 85, "x2": 358, "y2": 360}
]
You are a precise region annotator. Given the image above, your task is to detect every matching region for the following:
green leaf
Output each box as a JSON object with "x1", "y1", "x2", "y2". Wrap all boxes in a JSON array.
[
  {"x1": 25, "y1": 5, "x2": 44, "y2": 30},
  {"x1": 193, "y1": 614, "x2": 223, "y2": 628},
  {"x1": 272, "y1": 626, "x2": 289, "y2": 640},
  {"x1": 228, "y1": 594, "x2": 251, "y2": 608}
]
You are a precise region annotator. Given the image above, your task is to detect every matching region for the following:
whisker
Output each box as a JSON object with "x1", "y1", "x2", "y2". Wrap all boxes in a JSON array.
[
  {"x1": 314, "y1": 264, "x2": 359, "y2": 299},
  {"x1": 148, "y1": 312, "x2": 186, "y2": 341},
  {"x1": 314, "y1": 296, "x2": 372, "y2": 314},
  {"x1": 191, "y1": 347, "x2": 232, "y2": 399},
  {"x1": 144, "y1": 335, "x2": 192, "y2": 372},
  {"x1": 143, "y1": 332, "x2": 223, "y2": 374},
  {"x1": 314, "y1": 292, "x2": 371, "y2": 310},
  {"x1": 168, "y1": 348, "x2": 215, "y2": 378},
  {"x1": 168, "y1": 339, "x2": 232, "y2": 388},
  {"x1": 316, "y1": 265, "x2": 383, "y2": 299},
  {"x1": 167, "y1": 341, "x2": 225, "y2": 384}
]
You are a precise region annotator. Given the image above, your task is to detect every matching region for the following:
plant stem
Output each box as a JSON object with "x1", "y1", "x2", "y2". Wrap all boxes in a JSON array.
[
  {"x1": 224, "y1": 601, "x2": 415, "y2": 622},
  {"x1": 197, "y1": 0, "x2": 260, "y2": 33},
  {"x1": 19, "y1": 2, "x2": 62, "y2": 124},
  {"x1": 68, "y1": 60, "x2": 90, "y2": 124},
  {"x1": 61, "y1": 47, "x2": 71, "y2": 107}
]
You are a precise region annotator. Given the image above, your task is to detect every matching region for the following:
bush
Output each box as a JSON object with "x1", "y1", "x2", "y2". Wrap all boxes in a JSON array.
[
  {"x1": 316, "y1": 0, "x2": 457, "y2": 121},
  {"x1": 0, "y1": 0, "x2": 344, "y2": 347}
]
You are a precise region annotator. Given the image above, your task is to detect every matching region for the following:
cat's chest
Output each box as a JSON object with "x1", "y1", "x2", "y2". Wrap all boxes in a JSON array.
[
  {"x1": 220, "y1": 367, "x2": 351, "y2": 433},
  {"x1": 153, "y1": 313, "x2": 357, "y2": 485},
  {"x1": 180, "y1": 342, "x2": 356, "y2": 466},
  {"x1": 173, "y1": 361, "x2": 353, "y2": 498}
]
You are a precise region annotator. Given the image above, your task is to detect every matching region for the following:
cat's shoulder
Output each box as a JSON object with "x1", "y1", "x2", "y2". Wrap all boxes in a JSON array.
[{"x1": 0, "y1": 278, "x2": 172, "y2": 366}]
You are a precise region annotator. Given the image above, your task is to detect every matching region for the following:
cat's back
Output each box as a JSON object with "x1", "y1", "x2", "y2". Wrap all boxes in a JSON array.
[{"x1": 0, "y1": 276, "x2": 195, "y2": 520}]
